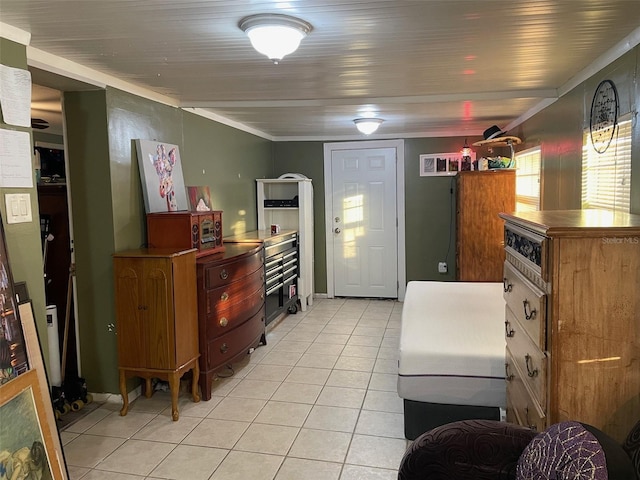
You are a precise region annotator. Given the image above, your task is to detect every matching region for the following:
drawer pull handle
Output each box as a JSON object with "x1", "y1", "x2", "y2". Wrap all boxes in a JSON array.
[
  {"x1": 505, "y1": 321, "x2": 515, "y2": 338},
  {"x1": 219, "y1": 317, "x2": 228, "y2": 327},
  {"x1": 503, "y1": 278, "x2": 513, "y2": 293},
  {"x1": 523, "y1": 300, "x2": 536, "y2": 320},
  {"x1": 221, "y1": 292, "x2": 229, "y2": 301},
  {"x1": 505, "y1": 362, "x2": 514, "y2": 381},
  {"x1": 261, "y1": 292, "x2": 265, "y2": 300},
  {"x1": 220, "y1": 269, "x2": 228, "y2": 280},
  {"x1": 525, "y1": 354, "x2": 538, "y2": 377},
  {"x1": 220, "y1": 343, "x2": 228, "y2": 353}
]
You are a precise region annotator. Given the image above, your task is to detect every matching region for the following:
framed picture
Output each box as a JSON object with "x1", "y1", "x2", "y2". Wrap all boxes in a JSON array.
[
  {"x1": 187, "y1": 186, "x2": 212, "y2": 212},
  {"x1": 0, "y1": 214, "x2": 29, "y2": 385},
  {"x1": 0, "y1": 369, "x2": 67, "y2": 479},
  {"x1": 17, "y1": 301, "x2": 68, "y2": 477},
  {"x1": 419, "y1": 151, "x2": 477, "y2": 176},
  {"x1": 134, "y1": 139, "x2": 189, "y2": 213}
]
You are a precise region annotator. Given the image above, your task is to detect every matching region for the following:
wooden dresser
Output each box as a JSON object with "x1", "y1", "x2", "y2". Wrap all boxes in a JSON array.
[
  {"x1": 457, "y1": 170, "x2": 515, "y2": 281},
  {"x1": 500, "y1": 209, "x2": 640, "y2": 442},
  {"x1": 197, "y1": 243, "x2": 266, "y2": 400},
  {"x1": 113, "y1": 248, "x2": 200, "y2": 421}
]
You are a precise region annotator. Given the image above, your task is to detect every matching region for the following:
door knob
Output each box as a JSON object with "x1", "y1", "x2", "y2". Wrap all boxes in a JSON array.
[{"x1": 334, "y1": 228, "x2": 341, "y2": 234}]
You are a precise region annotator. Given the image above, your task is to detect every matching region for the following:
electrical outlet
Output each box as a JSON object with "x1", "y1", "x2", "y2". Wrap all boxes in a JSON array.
[{"x1": 438, "y1": 262, "x2": 448, "y2": 273}]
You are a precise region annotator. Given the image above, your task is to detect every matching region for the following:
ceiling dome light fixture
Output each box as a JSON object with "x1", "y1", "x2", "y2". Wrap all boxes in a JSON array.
[
  {"x1": 239, "y1": 13, "x2": 313, "y2": 64},
  {"x1": 354, "y1": 118, "x2": 384, "y2": 135}
]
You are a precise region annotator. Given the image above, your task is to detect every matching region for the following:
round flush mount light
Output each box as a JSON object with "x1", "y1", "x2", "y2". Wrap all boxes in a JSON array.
[
  {"x1": 354, "y1": 118, "x2": 384, "y2": 135},
  {"x1": 239, "y1": 13, "x2": 313, "y2": 64}
]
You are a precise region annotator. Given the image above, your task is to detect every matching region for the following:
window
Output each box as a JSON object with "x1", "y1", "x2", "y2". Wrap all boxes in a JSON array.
[
  {"x1": 515, "y1": 146, "x2": 541, "y2": 211},
  {"x1": 582, "y1": 116, "x2": 632, "y2": 212}
]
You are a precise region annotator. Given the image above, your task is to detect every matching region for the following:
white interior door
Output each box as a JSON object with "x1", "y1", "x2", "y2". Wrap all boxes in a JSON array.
[{"x1": 330, "y1": 147, "x2": 398, "y2": 298}]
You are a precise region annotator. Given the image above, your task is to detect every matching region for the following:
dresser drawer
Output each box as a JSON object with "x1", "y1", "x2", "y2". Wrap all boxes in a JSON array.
[
  {"x1": 506, "y1": 347, "x2": 546, "y2": 433},
  {"x1": 206, "y1": 267, "x2": 264, "y2": 314},
  {"x1": 207, "y1": 284, "x2": 265, "y2": 336},
  {"x1": 505, "y1": 310, "x2": 547, "y2": 404},
  {"x1": 504, "y1": 222, "x2": 548, "y2": 282},
  {"x1": 203, "y1": 250, "x2": 264, "y2": 289},
  {"x1": 207, "y1": 308, "x2": 265, "y2": 369},
  {"x1": 505, "y1": 299, "x2": 545, "y2": 351},
  {"x1": 503, "y1": 261, "x2": 547, "y2": 340}
]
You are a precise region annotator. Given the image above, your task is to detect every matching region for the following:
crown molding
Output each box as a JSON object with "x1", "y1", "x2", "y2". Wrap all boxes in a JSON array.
[{"x1": 0, "y1": 22, "x2": 31, "y2": 45}]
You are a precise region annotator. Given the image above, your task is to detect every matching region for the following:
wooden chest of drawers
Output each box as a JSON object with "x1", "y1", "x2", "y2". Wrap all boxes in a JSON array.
[
  {"x1": 197, "y1": 243, "x2": 266, "y2": 400},
  {"x1": 500, "y1": 209, "x2": 640, "y2": 442}
]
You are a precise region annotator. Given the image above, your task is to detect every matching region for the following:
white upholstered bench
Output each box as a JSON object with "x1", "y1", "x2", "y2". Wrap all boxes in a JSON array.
[{"x1": 398, "y1": 281, "x2": 506, "y2": 439}]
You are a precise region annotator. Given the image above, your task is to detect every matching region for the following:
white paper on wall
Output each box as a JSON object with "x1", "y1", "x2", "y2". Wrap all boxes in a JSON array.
[
  {"x1": 0, "y1": 64, "x2": 32, "y2": 128},
  {"x1": 0, "y1": 129, "x2": 34, "y2": 188}
]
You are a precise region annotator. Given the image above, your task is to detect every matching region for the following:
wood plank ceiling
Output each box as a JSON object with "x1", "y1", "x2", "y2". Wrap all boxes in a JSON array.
[{"x1": 1, "y1": 0, "x2": 639, "y2": 139}]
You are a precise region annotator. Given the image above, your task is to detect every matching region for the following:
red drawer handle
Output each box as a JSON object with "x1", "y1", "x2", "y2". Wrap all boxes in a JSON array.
[
  {"x1": 221, "y1": 292, "x2": 229, "y2": 301},
  {"x1": 220, "y1": 269, "x2": 229, "y2": 280},
  {"x1": 220, "y1": 343, "x2": 228, "y2": 353},
  {"x1": 219, "y1": 317, "x2": 228, "y2": 327}
]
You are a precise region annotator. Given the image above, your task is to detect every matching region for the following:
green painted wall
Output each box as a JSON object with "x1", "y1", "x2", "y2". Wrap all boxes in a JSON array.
[
  {"x1": 64, "y1": 90, "x2": 114, "y2": 392},
  {"x1": 273, "y1": 138, "x2": 492, "y2": 292},
  {"x1": 272, "y1": 142, "x2": 326, "y2": 292},
  {"x1": 182, "y1": 112, "x2": 273, "y2": 237},
  {"x1": 63, "y1": 88, "x2": 273, "y2": 392},
  {"x1": 0, "y1": 39, "x2": 50, "y2": 370}
]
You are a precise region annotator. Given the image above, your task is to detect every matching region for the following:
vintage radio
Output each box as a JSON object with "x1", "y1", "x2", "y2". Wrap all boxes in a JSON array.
[{"x1": 146, "y1": 211, "x2": 224, "y2": 257}]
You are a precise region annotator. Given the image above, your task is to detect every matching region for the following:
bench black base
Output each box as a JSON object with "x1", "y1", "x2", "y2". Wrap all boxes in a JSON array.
[{"x1": 403, "y1": 399, "x2": 501, "y2": 440}]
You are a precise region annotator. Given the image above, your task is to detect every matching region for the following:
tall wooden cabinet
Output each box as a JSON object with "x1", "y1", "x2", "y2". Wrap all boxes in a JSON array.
[
  {"x1": 257, "y1": 176, "x2": 314, "y2": 310},
  {"x1": 113, "y1": 248, "x2": 200, "y2": 421},
  {"x1": 500, "y1": 210, "x2": 640, "y2": 443},
  {"x1": 456, "y1": 170, "x2": 515, "y2": 281}
]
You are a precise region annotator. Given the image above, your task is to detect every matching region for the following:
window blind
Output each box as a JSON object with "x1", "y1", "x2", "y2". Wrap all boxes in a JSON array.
[
  {"x1": 582, "y1": 117, "x2": 632, "y2": 212},
  {"x1": 515, "y1": 146, "x2": 541, "y2": 211}
]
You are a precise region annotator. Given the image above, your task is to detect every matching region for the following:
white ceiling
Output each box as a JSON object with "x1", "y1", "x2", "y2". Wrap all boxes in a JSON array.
[{"x1": 2, "y1": 1, "x2": 640, "y2": 140}]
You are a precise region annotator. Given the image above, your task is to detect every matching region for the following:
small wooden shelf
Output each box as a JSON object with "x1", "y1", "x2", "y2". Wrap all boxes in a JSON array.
[{"x1": 472, "y1": 136, "x2": 522, "y2": 147}]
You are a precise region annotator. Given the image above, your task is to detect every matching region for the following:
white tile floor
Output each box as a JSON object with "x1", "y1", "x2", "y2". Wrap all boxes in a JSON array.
[{"x1": 61, "y1": 298, "x2": 410, "y2": 479}]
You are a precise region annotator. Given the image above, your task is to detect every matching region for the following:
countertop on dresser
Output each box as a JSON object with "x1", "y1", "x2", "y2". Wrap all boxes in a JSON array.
[
  {"x1": 224, "y1": 229, "x2": 297, "y2": 244},
  {"x1": 196, "y1": 241, "x2": 262, "y2": 264}
]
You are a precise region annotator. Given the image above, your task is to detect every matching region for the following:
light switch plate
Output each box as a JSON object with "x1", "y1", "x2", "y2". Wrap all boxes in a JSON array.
[{"x1": 5, "y1": 193, "x2": 32, "y2": 224}]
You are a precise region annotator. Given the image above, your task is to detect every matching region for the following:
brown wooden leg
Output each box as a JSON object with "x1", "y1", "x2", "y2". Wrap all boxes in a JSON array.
[
  {"x1": 191, "y1": 360, "x2": 200, "y2": 403},
  {"x1": 199, "y1": 371, "x2": 212, "y2": 401},
  {"x1": 119, "y1": 370, "x2": 129, "y2": 416},
  {"x1": 168, "y1": 372, "x2": 180, "y2": 421},
  {"x1": 144, "y1": 377, "x2": 153, "y2": 398}
]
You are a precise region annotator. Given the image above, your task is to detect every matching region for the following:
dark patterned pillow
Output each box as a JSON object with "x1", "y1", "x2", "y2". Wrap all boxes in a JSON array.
[
  {"x1": 622, "y1": 420, "x2": 640, "y2": 479},
  {"x1": 516, "y1": 421, "x2": 635, "y2": 480}
]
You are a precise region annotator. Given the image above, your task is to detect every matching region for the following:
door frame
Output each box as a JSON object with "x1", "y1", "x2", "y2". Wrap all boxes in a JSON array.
[{"x1": 323, "y1": 139, "x2": 406, "y2": 301}]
